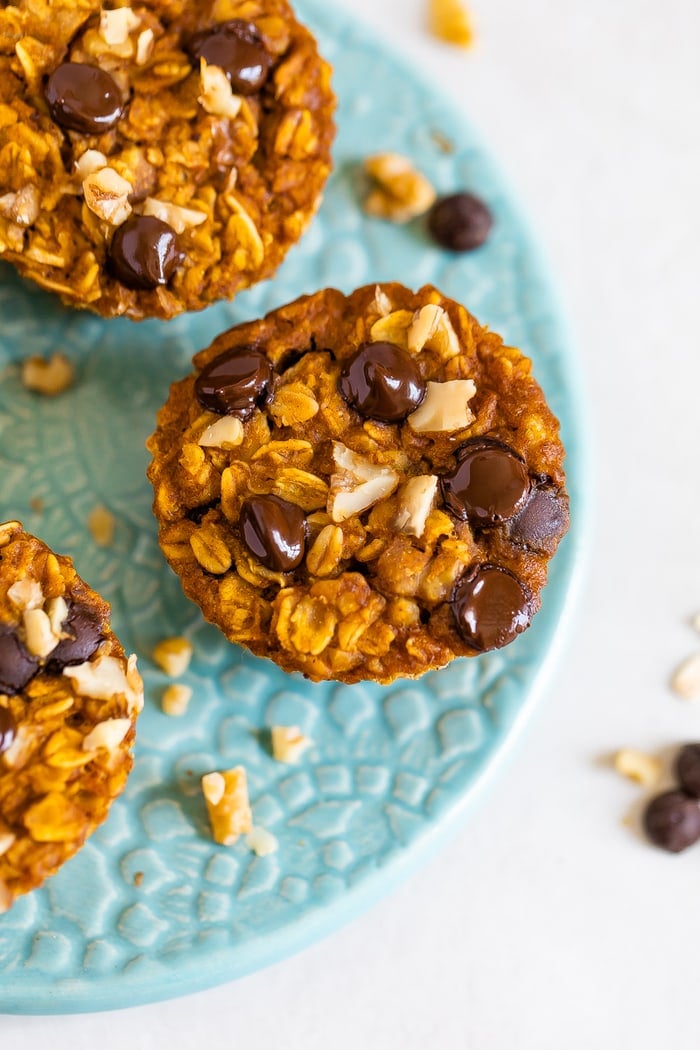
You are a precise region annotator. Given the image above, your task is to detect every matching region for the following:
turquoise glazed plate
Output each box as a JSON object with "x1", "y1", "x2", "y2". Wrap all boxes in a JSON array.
[{"x1": 0, "y1": 0, "x2": 587, "y2": 1014}]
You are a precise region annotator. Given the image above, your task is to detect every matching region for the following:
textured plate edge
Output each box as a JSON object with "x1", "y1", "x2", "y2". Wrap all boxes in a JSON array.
[{"x1": 0, "y1": 0, "x2": 592, "y2": 1014}]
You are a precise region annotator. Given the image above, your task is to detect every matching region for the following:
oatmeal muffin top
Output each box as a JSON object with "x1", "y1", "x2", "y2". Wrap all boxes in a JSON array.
[
  {"x1": 147, "y1": 283, "x2": 569, "y2": 684},
  {"x1": 0, "y1": 0, "x2": 335, "y2": 319},
  {"x1": 0, "y1": 521, "x2": 143, "y2": 911}
]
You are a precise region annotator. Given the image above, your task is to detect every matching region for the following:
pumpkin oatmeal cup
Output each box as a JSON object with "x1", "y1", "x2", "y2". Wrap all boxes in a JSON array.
[
  {"x1": 147, "y1": 282, "x2": 569, "y2": 684},
  {"x1": 0, "y1": 521, "x2": 143, "y2": 911},
  {"x1": 0, "y1": 0, "x2": 335, "y2": 319}
]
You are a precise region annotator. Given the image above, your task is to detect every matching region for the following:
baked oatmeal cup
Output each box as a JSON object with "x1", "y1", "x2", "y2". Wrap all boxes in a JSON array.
[
  {"x1": 0, "y1": 521, "x2": 143, "y2": 911},
  {"x1": 0, "y1": 0, "x2": 335, "y2": 319},
  {"x1": 148, "y1": 283, "x2": 569, "y2": 685}
]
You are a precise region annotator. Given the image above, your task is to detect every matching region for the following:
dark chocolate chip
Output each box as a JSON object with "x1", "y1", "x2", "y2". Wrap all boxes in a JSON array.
[
  {"x1": 676, "y1": 744, "x2": 700, "y2": 798},
  {"x1": 195, "y1": 346, "x2": 275, "y2": 419},
  {"x1": 45, "y1": 62, "x2": 123, "y2": 135},
  {"x1": 451, "y1": 564, "x2": 532, "y2": 652},
  {"x1": 0, "y1": 626, "x2": 39, "y2": 695},
  {"x1": 508, "y1": 486, "x2": 569, "y2": 552},
  {"x1": 239, "y1": 494, "x2": 306, "y2": 572},
  {"x1": 428, "y1": 192, "x2": 493, "y2": 252},
  {"x1": 643, "y1": 790, "x2": 700, "y2": 853},
  {"x1": 46, "y1": 603, "x2": 104, "y2": 670},
  {"x1": 188, "y1": 20, "x2": 273, "y2": 95},
  {"x1": 109, "y1": 215, "x2": 181, "y2": 290},
  {"x1": 0, "y1": 705, "x2": 15, "y2": 755},
  {"x1": 441, "y1": 438, "x2": 530, "y2": 526},
  {"x1": 339, "y1": 342, "x2": 426, "y2": 423}
]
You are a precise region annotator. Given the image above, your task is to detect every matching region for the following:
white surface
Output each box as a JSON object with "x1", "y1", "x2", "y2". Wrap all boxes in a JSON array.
[{"x1": 6, "y1": 0, "x2": 700, "y2": 1044}]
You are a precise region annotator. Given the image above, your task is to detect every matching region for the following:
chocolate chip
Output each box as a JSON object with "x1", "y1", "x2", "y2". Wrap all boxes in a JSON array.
[
  {"x1": 239, "y1": 494, "x2": 306, "y2": 572},
  {"x1": 441, "y1": 439, "x2": 530, "y2": 526},
  {"x1": 45, "y1": 62, "x2": 123, "y2": 135},
  {"x1": 188, "y1": 20, "x2": 273, "y2": 95},
  {"x1": 0, "y1": 706, "x2": 15, "y2": 756},
  {"x1": 46, "y1": 603, "x2": 104, "y2": 670},
  {"x1": 676, "y1": 744, "x2": 700, "y2": 798},
  {"x1": 428, "y1": 192, "x2": 493, "y2": 252},
  {"x1": 508, "y1": 487, "x2": 570, "y2": 553},
  {"x1": 0, "y1": 627, "x2": 39, "y2": 695},
  {"x1": 643, "y1": 790, "x2": 700, "y2": 853},
  {"x1": 195, "y1": 346, "x2": 275, "y2": 419},
  {"x1": 339, "y1": 342, "x2": 426, "y2": 423},
  {"x1": 109, "y1": 215, "x2": 181, "y2": 290},
  {"x1": 451, "y1": 564, "x2": 532, "y2": 652}
]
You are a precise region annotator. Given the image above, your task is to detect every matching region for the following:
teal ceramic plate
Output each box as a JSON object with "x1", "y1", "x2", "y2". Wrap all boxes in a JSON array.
[{"x1": 0, "y1": 0, "x2": 587, "y2": 1014}]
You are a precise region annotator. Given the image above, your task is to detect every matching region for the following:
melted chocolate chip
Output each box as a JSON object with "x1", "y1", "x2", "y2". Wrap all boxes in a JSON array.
[
  {"x1": 677, "y1": 744, "x2": 700, "y2": 798},
  {"x1": 451, "y1": 564, "x2": 532, "y2": 652},
  {"x1": 339, "y1": 342, "x2": 426, "y2": 423},
  {"x1": 239, "y1": 494, "x2": 306, "y2": 572},
  {"x1": 0, "y1": 626, "x2": 39, "y2": 695},
  {"x1": 428, "y1": 192, "x2": 493, "y2": 252},
  {"x1": 0, "y1": 706, "x2": 15, "y2": 756},
  {"x1": 46, "y1": 603, "x2": 104, "y2": 670},
  {"x1": 109, "y1": 215, "x2": 181, "y2": 290},
  {"x1": 643, "y1": 790, "x2": 700, "y2": 853},
  {"x1": 509, "y1": 487, "x2": 569, "y2": 553},
  {"x1": 188, "y1": 20, "x2": 273, "y2": 95},
  {"x1": 195, "y1": 346, "x2": 275, "y2": 419},
  {"x1": 441, "y1": 439, "x2": 530, "y2": 526},
  {"x1": 45, "y1": 62, "x2": 123, "y2": 135}
]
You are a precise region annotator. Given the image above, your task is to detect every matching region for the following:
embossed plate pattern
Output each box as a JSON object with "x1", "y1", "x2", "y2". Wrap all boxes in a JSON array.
[{"x1": 0, "y1": 0, "x2": 586, "y2": 1013}]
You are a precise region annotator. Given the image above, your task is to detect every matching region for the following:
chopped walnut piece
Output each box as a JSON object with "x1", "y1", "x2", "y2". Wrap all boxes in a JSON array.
[
  {"x1": 99, "y1": 7, "x2": 141, "y2": 47},
  {"x1": 197, "y1": 415, "x2": 244, "y2": 449},
  {"x1": 74, "y1": 150, "x2": 108, "y2": 181},
  {"x1": 198, "y1": 60, "x2": 244, "y2": 120},
  {"x1": 428, "y1": 0, "x2": 475, "y2": 48},
  {"x1": 363, "y1": 153, "x2": 436, "y2": 223},
  {"x1": 142, "y1": 197, "x2": 207, "y2": 235},
  {"x1": 671, "y1": 653, "x2": 700, "y2": 700},
  {"x1": 45, "y1": 595, "x2": 69, "y2": 638},
  {"x1": 245, "y1": 826, "x2": 279, "y2": 857},
  {"x1": 21, "y1": 352, "x2": 75, "y2": 397},
  {"x1": 161, "y1": 683, "x2": 193, "y2": 717},
  {"x1": 0, "y1": 184, "x2": 39, "y2": 226},
  {"x1": 328, "y1": 443, "x2": 400, "y2": 523},
  {"x1": 407, "y1": 379, "x2": 476, "y2": 432},
  {"x1": 22, "y1": 607, "x2": 58, "y2": 658},
  {"x1": 82, "y1": 167, "x2": 133, "y2": 226},
  {"x1": 202, "y1": 766, "x2": 253, "y2": 846},
  {"x1": 152, "y1": 636, "x2": 193, "y2": 677},
  {"x1": 7, "y1": 579, "x2": 43, "y2": 611},
  {"x1": 271, "y1": 724, "x2": 313, "y2": 764},
  {"x1": 83, "y1": 717, "x2": 132, "y2": 752},
  {"x1": 395, "y1": 475, "x2": 438, "y2": 538},
  {"x1": 613, "y1": 748, "x2": 662, "y2": 788},
  {"x1": 63, "y1": 652, "x2": 144, "y2": 714},
  {"x1": 135, "y1": 27, "x2": 155, "y2": 66},
  {"x1": 87, "y1": 505, "x2": 115, "y2": 547},
  {"x1": 408, "y1": 304, "x2": 461, "y2": 359}
]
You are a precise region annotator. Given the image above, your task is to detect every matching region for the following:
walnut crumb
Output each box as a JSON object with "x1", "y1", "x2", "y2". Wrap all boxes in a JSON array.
[
  {"x1": 152, "y1": 636, "x2": 193, "y2": 677},
  {"x1": 613, "y1": 749, "x2": 662, "y2": 788},
  {"x1": 21, "y1": 352, "x2": 75, "y2": 396},
  {"x1": 161, "y1": 683, "x2": 193, "y2": 717},
  {"x1": 87, "y1": 505, "x2": 115, "y2": 547},
  {"x1": 427, "y1": 0, "x2": 475, "y2": 48},
  {"x1": 271, "y1": 725, "x2": 313, "y2": 764},
  {"x1": 202, "y1": 767, "x2": 253, "y2": 846},
  {"x1": 362, "y1": 153, "x2": 436, "y2": 223}
]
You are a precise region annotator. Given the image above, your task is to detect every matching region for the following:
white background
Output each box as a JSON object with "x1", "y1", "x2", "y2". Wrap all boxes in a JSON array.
[{"x1": 6, "y1": 0, "x2": 700, "y2": 1045}]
